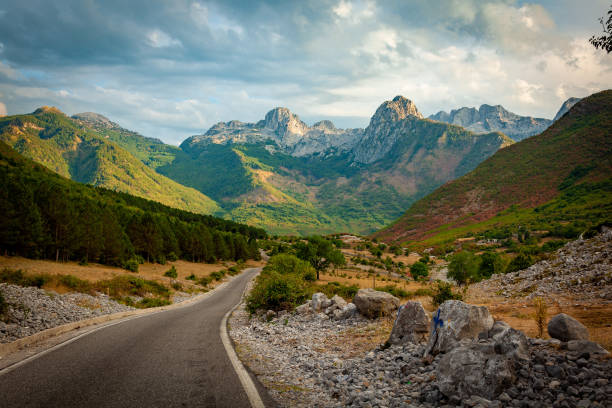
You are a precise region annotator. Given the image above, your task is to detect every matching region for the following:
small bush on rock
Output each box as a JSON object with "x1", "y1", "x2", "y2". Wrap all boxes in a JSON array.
[{"x1": 431, "y1": 281, "x2": 463, "y2": 307}]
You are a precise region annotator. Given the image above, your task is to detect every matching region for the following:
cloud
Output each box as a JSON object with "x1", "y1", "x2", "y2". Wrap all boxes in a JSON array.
[
  {"x1": 146, "y1": 29, "x2": 182, "y2": 48},
  {"x1": 0, "y1": 0, "x2": 609, "y2": 142},
  {"x1": 0, "y1": 102, "x2": 6, "y2": 116}
]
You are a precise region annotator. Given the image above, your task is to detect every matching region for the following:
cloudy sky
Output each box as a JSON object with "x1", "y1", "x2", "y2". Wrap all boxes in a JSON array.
[{"x1": 0, "y1": 0, "x2": 610, "y2": 144}]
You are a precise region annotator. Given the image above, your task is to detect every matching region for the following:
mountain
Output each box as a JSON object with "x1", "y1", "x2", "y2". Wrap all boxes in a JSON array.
[
  {"x1": 429, "y1": 104, "x2": 552, "y2": 141},
  {"x1": 376, "y1": 90, "x2": 612, "y2": 247},
  {"x1": 553, "y1": 97, "x2": 581, "y2": 121},
  {"x1": 152, "y1": 96, "x2": 512, "y2": 235},
  {"x1": 0, "y1": 107, "x2": 220, "y2": 215}
]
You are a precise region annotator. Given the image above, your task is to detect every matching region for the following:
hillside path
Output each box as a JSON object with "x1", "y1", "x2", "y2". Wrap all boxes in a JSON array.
[{"x1": 0, "y1": 267, "x2": 275, "y2": 408}]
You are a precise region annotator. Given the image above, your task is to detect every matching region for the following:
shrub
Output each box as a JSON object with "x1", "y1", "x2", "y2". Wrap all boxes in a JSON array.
[
  {"x1": 164, "y1": 266, "x2": 178, "y2": 278},
  {"x1": 198, "y1": 276, "x2": 213, "y2": 286},
  {"x1": 171, "y1": 282, "x2": 182, "y2": 291},
  {"x1": 431, "y1": 281, "x2": 462, "y2": 307},
  {"x1": 410, "y1": 262, "x2": 429, "y2": 280},
  {"x1": 137, "y1": 297, "x2": 171, "y2": 308},
  {"x1": 246, "y1": 271, "x2": 312, "y2": 313},
  {"x1": 533, "y1": 297, "x2": 548, "y2": 338},
  {"x1": 448, "y1": 251, "x2": 480, "y2": 284},
  {"x1": 210, "y1": 270, "x2": 226, "y2": 281},
  {"x1": 0, "y1": 269, "x2": 50, "y2": 288},
  {"x1": 266, "y1": 253, "x2": 316, "y2": 281},
  {"x1": 378, "y1": 285, "x2": 410, "y2": 298},
  {"x1": 320, "y1": 281, "x2": 359, "y2": 300},
  {"x1": 227, "y1": 266, "x2": 241, "y2": 276},
  {"x1": 186, "y1": 273, "x2": 196, "y2": 280},
  {"x1": 506, "y1": 253, "x2": 535, "y2": 273},
  {"x1": 58, "y1": 275, "x2": 93, "y2": 293},
  {"x1": 0, "y1": 289, "x2": 8, "y2": 319},
  {"x1": 542, "y1": 240, "x2": 567, "y2": 252},
  {"x1": 167, "y1": 252, "x2": 178, "y2": 262},
  {"x1": 123, "y1": 258, "x2": 139, "y2": 273}
]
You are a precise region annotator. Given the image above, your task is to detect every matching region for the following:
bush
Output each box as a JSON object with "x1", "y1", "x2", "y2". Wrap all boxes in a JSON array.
[
  {"x1": 0, "y1": 289, "x2": 8, "y2": 319},
  {"x1": 533, "y1": 297, "x2": 548, "y2": 338},
  {"x1": 167, "y1": 252, "x2": 178, "y2": 262},
  {"x1": 227, "y1": 266, "x2": 241, "y2": 276},
  {"x1": 164, "y1": 266, "x2": 178, "y2": 278},
  {"x1": 171, "y1": 282, "x2": 182, "y2": 291},
  {"x1": 410, "y1": 262, "x2": 429, "y2": 280},
  {"x1": 58, "y1": 275, "x2": 93, "y2": 293},
  {"x1": 320, "y1": 281, "x2": 359, "y2": 300},
  {"x1": 186, "y1": 273, "x2": 196, "y2": 280},
  {"x1": 506, "y1": 253, "x2": 535, "y2": 273},
  {"x1": 448, "y1": 251, "x2": 480, "y2": 284},
  {"x1": 431, "y1": 281, "x2": 462, "y2": 307},
  {"x1": 210, "y1": 270, "x2": 226, "y2": 281},
  {"x1": 378, "y1": 285, "x2": 410, "y2": 298},
  {"x1": 246, "y1": 271, "x2": 312, "y2": 313},
  {"x1": 267, "y1": 253, "x2": 316, "y2": 281},
  {"x1": 123, "y1": 258, "x2": 139, "y2": 273},
  {"x1": 137, "y1": 297, "x2": 171, "y2": 308},
  {"x1": 0, "y1": 269, "x2": 50, "y2": 288},
  {"x1": 198, "y1": 276, "x2": 213, "y2": 286},
  {"x1": 541, "y1": 240, "x2": 567, "y2": 252}
]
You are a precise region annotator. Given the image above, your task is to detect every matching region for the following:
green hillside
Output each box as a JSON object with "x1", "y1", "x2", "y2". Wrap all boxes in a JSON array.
[
  {"x1": 0, "y1": 108, "x2": 220, "y2": 215},
  {"x1": 375, "y1": 90, "x2": 612, "y2": 248},
  {"x1": 0, "y1": 140, "x2": 265, "y2": 266}
]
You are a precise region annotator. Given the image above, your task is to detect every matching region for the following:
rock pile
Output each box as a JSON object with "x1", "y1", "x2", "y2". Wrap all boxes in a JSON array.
[
  {"x1": 231, "y1": 294, "x2": 612, "y2": 407},
  {"x1": 296, "y1": 292, "x2": 358, "y2": 320},
  {"x1": 473, "y1": 229, "x2": 612, "y2": 301},
  {"x1": 0, "y1": 283, "x2": 134, "y2": 343}
]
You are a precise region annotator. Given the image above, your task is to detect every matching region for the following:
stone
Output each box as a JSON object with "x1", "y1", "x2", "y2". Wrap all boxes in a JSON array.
[
  {"x1": 353, "y1": 289, "x2": 399, "y2": 319},
  {"x1": 295, "y1": 302, "x2": 311, "y2": 315},
  {"x1": 333, "y1": 303, "x2": 357, "y2": 320},
  {"x1": 311, "y1": 292, "x2": 331, "y2": 312},
  {"x1": 265, "y1": 310, "x2": 277, "y2": 321},
  {"x1": 548, "y1": 313, "x2": 589, "y2": 342},
  {"x1": 488, "y1": 320, "x2": 530, "y2": 361},
  {"x1": 387, "y1": 301, "x2": 430, "y2": 345},
  {"x1": 566, "y1": 340, "x2": 609, "y2": 355},
  {"x1": 425, "y1": 300, "x2": 494, "y2": 355},
  {"x1": 331, "y1": 295, "x2": 347, "y2": 309},
  {"x1": 437, "y1": 342, "x2": 515, "y2": 400}
]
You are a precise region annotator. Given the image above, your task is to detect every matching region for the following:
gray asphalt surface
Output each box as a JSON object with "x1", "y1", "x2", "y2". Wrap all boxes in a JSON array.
[{"x1": 0, "y1": 267, "x2": 275, "y2": 408}]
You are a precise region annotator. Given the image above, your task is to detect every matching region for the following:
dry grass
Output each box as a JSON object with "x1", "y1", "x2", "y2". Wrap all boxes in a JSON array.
[
  {"x1": 0, "y1": 255, "x2": 262, "y2": 293},
  {"x1": 467, "y1": 286, "x2": 612, "y2": 351},
  {"x1": 331, "y1": 319, "x2": 395, "y2": 358}
]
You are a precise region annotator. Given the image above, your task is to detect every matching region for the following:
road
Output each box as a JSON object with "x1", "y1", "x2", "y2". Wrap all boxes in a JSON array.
[{"x1": 0, "y1": 267, "x2": 274, "y2": 408}]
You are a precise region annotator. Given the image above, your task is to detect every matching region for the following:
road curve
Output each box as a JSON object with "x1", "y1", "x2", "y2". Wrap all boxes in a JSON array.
[{"x1": 0, "y1": 267, "x2": 275, "y2": 408}]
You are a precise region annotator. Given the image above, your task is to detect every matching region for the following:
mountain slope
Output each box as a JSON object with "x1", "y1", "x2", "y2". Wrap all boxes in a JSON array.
[
  {"x1": 0, "y1": 108, "x2": 220, "y2": 215},
  {"x1": 553, "y1": 97, "x2": 581, "y2": 121},
  {"x1": 376, "y1": 90, "x2": 612, "y2": 245},
  {"x1": 158, "y1": 97, "x2": 513, "y2": 235},
  {"x1": 429, "y1": 104, "x2": 552, "y2": 141}
]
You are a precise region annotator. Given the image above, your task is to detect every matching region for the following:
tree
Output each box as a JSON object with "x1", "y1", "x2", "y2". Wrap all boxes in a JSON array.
[
  {"x1": 295, "y1": 236, "x2": 345, "y2": 280},
  {"x1": 410, "y1": 261, "x2": 429, "y2": 280},
  {"x1": 590, "y1": 6, "x2": 612, "y2": 53},
  {"x1": 448, "y1": 251, "x2": 480, "y2": 285}
]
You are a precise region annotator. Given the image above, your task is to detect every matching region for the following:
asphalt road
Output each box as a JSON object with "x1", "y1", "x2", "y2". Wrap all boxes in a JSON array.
[{"x1": 0, "y1": 267, "x2": 274, "y2": 408}]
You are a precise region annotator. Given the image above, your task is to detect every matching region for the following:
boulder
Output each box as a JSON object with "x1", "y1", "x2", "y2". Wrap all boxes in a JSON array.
[
  {"x1": 311, "y1": 292, "x2": 331, "y2": 312},
  {"x1": 548, "y1": 313, "x2": 589, "y2": 342},
  {"x1": 331, "y1": 295, "x2": 347, "y2": 309},
  {"x1": 488, "y1": 321, "x2": 529, "y2": 361},
  {"x1": 353, "y1": 288, "x2": 399, "y2": 318},
  {"x1": 333, "y1": 303, "x2": 357, "y2": 320},
  {"x1": 387, "y1": 301, "x2": 430, "y2": 345},
  {"x1": 425, "y1": 300, "x2": 494, "y2": 355},
  {"x1": 295, "y1": 302, "x2": 311, "y2": 315},
  {"x1": 437, "y1": 342, "x2": 516, "y2": 400},
  {"x1": 566, "y1": 340, "x2": 609, "y2": 355}
]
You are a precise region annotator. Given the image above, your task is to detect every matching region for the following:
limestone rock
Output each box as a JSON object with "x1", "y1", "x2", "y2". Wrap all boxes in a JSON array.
[
  {"x1": 387, "y1": 301, "x2": 430, "y2": 345},
  {"x1": 333, "y1": 303, "x2": 357, "y2": 320},
  {"x1": 311, "y1": 292, "x2": 332, "y2": 312},
  {"x1": 425, "y1": 300, "x2": 494, "y2": 355},
  {"x1": 548, "y1": 313, "x2": 589, "y2": 342},
  {"x1": 295, "y1": 302, "x2": 311, "y2": 315},
  {"x1": 331, "y1": 295, "x2": 347, "y2": 309},
  {"x1": 353, "y1": 289, "x2": 399, "y2": 319},
  {"x1": 488, "y1": 320, "x2": 530, "y2": 361},
  {"x1": 566, "y1": 340, "x2": 609, "y2": 355},
  {"x1": 437, "y1": 342, "x2": 516, "y2": 400}
]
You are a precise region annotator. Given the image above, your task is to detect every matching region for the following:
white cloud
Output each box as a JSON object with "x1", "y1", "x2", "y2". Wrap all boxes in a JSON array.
[
  {"x1": 146, "y1": 29, "x2": 182, "y2": 48},
  {"x1": 333, "y1": 1, "x2": 352, "y2": 18},
  {"x1": 333, "y1": 0, "x2": 375, "y2": 24},
  {"x1": 190, "y1": 2, "x2": 208, "y2": 26},
  {"x1": 0, "y1": 102, "x2": 6, "y2": 116},
  {"x1": 0, "y1": 61, "x2": 19, "y2": 79},
  {"x1": 514, "y1": 79, "x2": 542, "y2": 104}
]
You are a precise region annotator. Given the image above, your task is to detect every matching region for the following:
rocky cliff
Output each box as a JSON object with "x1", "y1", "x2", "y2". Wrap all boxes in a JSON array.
[{"x1": 429, "y1": 104, "x2": 552, "y2": 141}]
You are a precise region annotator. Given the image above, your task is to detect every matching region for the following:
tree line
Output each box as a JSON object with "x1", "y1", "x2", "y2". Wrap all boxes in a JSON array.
[{"x1": 0, "y1": 141, "x2": 266, "y2": 267}]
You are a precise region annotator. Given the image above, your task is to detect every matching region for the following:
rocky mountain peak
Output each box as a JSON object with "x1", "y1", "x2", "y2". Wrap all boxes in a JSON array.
[
  {"x1": 312, "y1": 120, "x2": 336, "y2": 131},
  {"x1": 263, "y1": 107, "x2": 308, "y2": 135},
  {"x1": 34, "y1": 106, "x2": 64, "y2": 116},
  {"x1": 553, "y1": 97, "x2": 581, "y2": 121},
  {"x1": 371, "y1": 96, "x2": 423, "y2": 124},
  {"x1": 72, "y1": 112, "x2": 116, "y2": 129}
]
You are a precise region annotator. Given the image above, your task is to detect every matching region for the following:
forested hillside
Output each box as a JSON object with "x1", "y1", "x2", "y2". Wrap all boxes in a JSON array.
[
  {"x1": 0, "y1": 107, "x2": 220, "y2": 215},
  {"x1": 0, "y1": 141, "x2": 265, "y2": 267}
]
